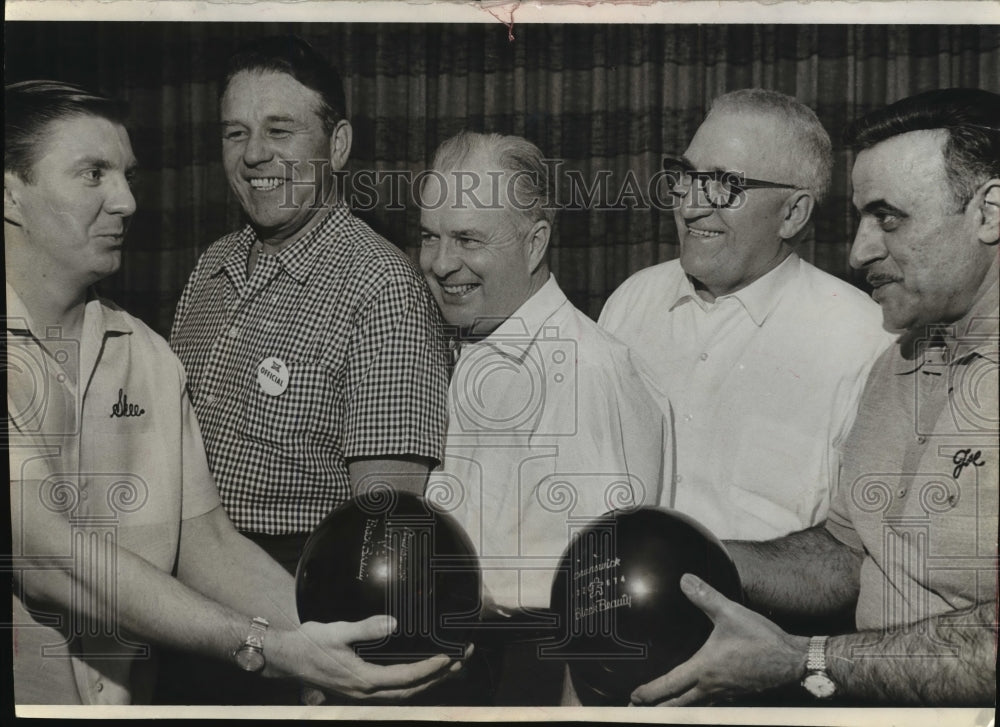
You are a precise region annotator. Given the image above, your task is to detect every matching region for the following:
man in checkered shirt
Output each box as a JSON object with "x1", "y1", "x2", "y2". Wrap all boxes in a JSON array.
[{"x1": 170, "y1": 35, "x2": 448, "y2": 575}]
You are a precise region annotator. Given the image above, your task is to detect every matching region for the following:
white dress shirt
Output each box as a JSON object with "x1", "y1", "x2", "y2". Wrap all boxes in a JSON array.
[
  {"x1": 430, "y1": 275, "x2": 672, "y2": 609},
  {"x1": 599, "y1": 254, "x2": 894, "y2": 541}
]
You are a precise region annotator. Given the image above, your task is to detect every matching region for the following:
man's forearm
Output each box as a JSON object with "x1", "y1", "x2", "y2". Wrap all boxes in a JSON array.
[
  {"x1": 827, "y1": 600, "x2": 996, "y2": 705},
  {"x1": 726, "y1": 525, "x2": 863, "y2": 622},
  {"x1": 15, "y1": 530, "x2": 255, "y2": 666},
  {"x1": 175, "y1": 505, "x2": 300, "y2": 631}
]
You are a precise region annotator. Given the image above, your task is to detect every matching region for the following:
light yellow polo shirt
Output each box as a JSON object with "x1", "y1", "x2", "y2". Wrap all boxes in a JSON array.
[{"x1": 7, "y1": 283, "x2": 220, "y2": 705}]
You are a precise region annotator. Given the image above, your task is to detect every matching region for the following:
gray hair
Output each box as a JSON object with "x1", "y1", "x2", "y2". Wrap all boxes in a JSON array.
[
  {"x1": 430, "y1": 130, "x2": 556, "y2": 234},
  {"x1": 709, "y1": 88, "x2": 833, "y2": 205}
]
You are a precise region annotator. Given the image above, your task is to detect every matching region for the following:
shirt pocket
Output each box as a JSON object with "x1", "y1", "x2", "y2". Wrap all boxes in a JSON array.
[{"x1": 238, "y1": 358, "x2": 334, "y2": 451}]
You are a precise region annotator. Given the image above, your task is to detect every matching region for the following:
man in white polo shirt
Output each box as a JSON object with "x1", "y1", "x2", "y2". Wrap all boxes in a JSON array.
[{"x1": 600, "y1": 89, "x2": 894, "y2": 542}]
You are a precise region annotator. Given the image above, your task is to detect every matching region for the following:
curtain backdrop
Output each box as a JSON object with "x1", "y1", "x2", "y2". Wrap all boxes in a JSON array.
[{"x1": 6, "y1": 23, "x2": 999, "y2": 336}]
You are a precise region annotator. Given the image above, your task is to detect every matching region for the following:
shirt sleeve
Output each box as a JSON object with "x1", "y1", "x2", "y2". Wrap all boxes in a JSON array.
[
  {"x1": 824, "y1": 460, "x2": 865, "y2": 551},
  {"x1": 550, "y1": 346, "x2": 672, "y2": 516},
  {"x1": 180, "y1": 386, "x2": 221, "y2": 520},
  {"x1": 342, "y1": 273, "x2": 449, "y2": 462}
]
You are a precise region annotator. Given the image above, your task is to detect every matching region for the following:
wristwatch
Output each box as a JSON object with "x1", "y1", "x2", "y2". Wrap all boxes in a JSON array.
[
  {"x1": 801, "y1": 635, "x2": 836, "y2": 699},
  {"x1": 233, "y1": 616, "x2": 269, "y2": 673}
]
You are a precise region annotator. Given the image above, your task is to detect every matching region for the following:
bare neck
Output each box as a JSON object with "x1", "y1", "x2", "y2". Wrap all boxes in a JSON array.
[{"x1": 5, "y1": 228, "x2": 89, "y2": 340}]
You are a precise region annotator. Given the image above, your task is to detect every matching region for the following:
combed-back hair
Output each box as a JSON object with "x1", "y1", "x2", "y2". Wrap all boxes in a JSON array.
[
  {"x1": 222, "y1": 34, "x2": 347, "y2": 135},
  {"x1": 710, "y1": 88, "x2": 833, "y2": 205},
  {"x1": 846, "y1": 88, "x2": 1000, "y2": 208},
  {"x1": 431, "y1": 130, "x2": 557, "y2": 234},
  {"x1": 5, "y1": 80, "x2": 128, "y2": 182}
]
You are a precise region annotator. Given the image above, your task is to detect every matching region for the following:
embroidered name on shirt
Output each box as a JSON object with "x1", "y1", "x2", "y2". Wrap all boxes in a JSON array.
[
  {"x1": 110, "y1": 388, "x2": 146, "y2": 418},
  {"x1": 952, "y1": 448, "x2": 984, "y2": 479}
]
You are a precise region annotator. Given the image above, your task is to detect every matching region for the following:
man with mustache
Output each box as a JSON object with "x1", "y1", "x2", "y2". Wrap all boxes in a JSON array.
[
  {"x1": 5, "y1": 79, "x2": 460, "y2": 706},
  {"x1": 629, "y1": 88, "x2": 998, "y2": 706},
  {"x1": 600, "y1": 89, "x2": 894, "y2": 545}
]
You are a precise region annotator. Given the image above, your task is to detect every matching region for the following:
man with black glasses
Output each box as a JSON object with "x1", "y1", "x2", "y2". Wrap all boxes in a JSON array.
[
  {"x1": 628, "y1": 86, "x2": 998, "y2": 709},
  {"x1": 600, "y1": 89, "x2": 893, "y2": 545}
]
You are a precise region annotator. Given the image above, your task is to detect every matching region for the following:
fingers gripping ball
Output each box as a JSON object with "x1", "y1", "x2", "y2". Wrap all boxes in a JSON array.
[
  {"x1": 295, "y1": 489, "x2": 482, "y2": 664},
  {"x1": 548, "y1": 507, "x2": 743, "y2": 705}
]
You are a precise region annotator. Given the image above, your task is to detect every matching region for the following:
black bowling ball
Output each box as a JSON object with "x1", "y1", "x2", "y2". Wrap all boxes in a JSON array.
[
  {"x1": 547, "y1": 507, "x2": 743, "y2": 705},
  {"x1": 295, "y1": 488, "x2": 482, "y2": 664}
]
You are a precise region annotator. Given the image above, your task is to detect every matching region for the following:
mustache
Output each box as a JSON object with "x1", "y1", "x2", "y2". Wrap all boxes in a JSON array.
[{"x1": 867, "y1": 271, "x2": 901, "y2": 287}]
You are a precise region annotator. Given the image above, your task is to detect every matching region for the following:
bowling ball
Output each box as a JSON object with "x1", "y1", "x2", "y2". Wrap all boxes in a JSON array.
[
  {"x1": 547, "y1": 507, "x2": 743, "y2": 705},
  {"x1": 295, "y1": 487, "x2": 482, "y2": 664}
]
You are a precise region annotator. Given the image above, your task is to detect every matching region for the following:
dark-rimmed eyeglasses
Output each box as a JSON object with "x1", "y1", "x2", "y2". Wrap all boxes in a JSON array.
[{"x1": 662, "y1": 156, "x2": 799, "y2": 209}]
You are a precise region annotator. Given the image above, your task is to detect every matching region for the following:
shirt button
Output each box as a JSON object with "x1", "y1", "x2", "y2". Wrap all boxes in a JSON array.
[
  {"x1": 95, "y1": 682, "x2": 103, "y2": 692},
  {"x1": 228, "y1": 326, "x2": 239, "y2": 339},
  {"x1": 205, "y1": 394, "x2": 217, "y2": 406},
  {"x1": 684, "y1": 413, "x2": 693, "y2": 422},
  {"x1": 699, "y1": 352, "x2": 709, "y2": 361},
  {"x1": 675, "y1": 474, "x2": 683, "y2": 483}
]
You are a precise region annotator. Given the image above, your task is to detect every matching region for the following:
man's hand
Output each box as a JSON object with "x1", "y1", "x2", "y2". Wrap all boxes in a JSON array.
[
  {"x1": 269, "y1": 615, "x2": 466, "y2": 702},
  {"x1": 630, "y1": 573, "x2": 810, "y2": 706}
]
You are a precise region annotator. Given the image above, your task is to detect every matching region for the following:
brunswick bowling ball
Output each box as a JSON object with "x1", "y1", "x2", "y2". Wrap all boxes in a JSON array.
[
  {"x1": 547, "y1": 507, "x2": 743, "y2": 705},
  {"x1": 295, "y1": 488, "x2": 482, "y2": 664}
]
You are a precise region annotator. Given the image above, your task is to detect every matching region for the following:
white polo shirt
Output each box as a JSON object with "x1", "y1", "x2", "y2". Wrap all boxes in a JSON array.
[
  {"x1": 599, "y1": 255, "x2": 894, "y2": 540},
  {"x1": 7, "y1": 283, "x2": 220, "y2": 705},
  {"x1": 431, "y1": 275, "x2": 672, "y2": 609}
]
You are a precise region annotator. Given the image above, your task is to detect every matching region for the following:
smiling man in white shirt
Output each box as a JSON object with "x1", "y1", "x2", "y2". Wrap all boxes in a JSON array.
[
  {"x1": 418, "y1": 131, "x2": 671, "y2": 703},
  {"x1": 600, "y1": 89, "x2": 895, "y2": 542}
]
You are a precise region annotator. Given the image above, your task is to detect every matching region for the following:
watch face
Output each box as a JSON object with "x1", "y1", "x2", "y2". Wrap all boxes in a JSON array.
[
  {"x1": 802, "y1": 672, "x2": 836, "y2": 699},
  {"x1": 235, "y1": 647, "x2": 266, "y2": 673}
]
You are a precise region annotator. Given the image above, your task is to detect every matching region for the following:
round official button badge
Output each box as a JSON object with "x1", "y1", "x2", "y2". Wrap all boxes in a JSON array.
[{"x1": 257, "y1": 356, "x2": 289, "y2": 396}]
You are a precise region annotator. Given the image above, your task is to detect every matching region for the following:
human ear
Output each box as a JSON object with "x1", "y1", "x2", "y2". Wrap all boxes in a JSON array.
[
  {"x1": 328, "y1": 119, "x2": 353, "y2": 173},
  {"x1": 525, "y1": 219, "x2": 551, "y2": 273},
  {"x1": 778, "y1": 190, "x2": 815, "y2": 241},
  {"x1": 974, "y1": 179, "x2": 1000, "y2": 245},
  {"x1": 4, "y1": 171, "x2": 26, "y2": 228}
]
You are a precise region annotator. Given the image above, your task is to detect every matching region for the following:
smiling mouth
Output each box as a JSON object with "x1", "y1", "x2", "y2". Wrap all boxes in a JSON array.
[
  {"x1": 248, "y1": 177, "x2": 285, "y2": 191},
  {"x1": 686, "y1": 227, "x2": 723, "y2": 239},
  {"x1": 439, "y1": 282, "x2": 480, "y2": 297}
]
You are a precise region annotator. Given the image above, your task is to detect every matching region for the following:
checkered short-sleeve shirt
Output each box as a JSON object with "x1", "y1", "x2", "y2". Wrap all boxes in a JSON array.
[{"x1": 171, "y1": 204, "x2": 449, "y2": 534}]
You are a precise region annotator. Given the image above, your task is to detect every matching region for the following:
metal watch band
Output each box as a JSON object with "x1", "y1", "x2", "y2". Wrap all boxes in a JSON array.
[
  {"x1": 806, "y1": 635, "x2": 829, "y2": 673},
  {"x1": 246, "y1": 616, "x2": 269, "y2": 648}
]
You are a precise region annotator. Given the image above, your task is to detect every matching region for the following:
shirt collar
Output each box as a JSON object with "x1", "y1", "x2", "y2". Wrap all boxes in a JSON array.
[
  {"x1": 210, "y1": 202, "x2": 351, "y2": 285},
  {"x1": 461, "y1": 274, "x2": 568, "y2": 364},
  {"x1": 668, "y1": 253, "x2": 800, "y2": 327},
  {"x1": 893, "y1": 268, "x2": 999, "y2": 374},
  {"x1": 5, "y1": 282, "x2": 132, "y2": 341}
]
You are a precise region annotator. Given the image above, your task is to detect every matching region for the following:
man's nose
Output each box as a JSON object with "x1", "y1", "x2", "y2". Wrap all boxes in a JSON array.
[
  {"x1": 426, "y1": 239, "x2": 463, "y2": 277},
  {"x1": 242, "y1": 132, "x2": 274, "y2": 167},
  {"x1": 678, "y1": 181, "x2": 713, "y2": 220},
  {"x1": 106, "y1": 174, "x2": 137, "y2": 217},
  {"x1": 849, "y1": 219, "x2": 888, "y2": 269}
]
